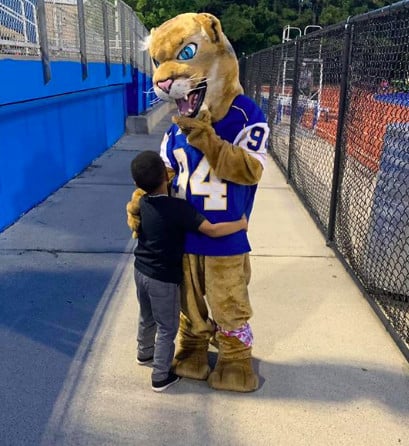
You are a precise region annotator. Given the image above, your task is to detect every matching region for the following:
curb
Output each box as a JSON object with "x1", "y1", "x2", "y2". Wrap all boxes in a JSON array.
[{"x1": 126, "y1": 101, "x2": 174, "y2": 134}]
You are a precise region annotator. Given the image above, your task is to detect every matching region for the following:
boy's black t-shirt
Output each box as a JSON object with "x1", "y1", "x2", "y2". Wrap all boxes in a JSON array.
[{"x1": 134, "y1": 194, "x2": 206, "y2": 284}]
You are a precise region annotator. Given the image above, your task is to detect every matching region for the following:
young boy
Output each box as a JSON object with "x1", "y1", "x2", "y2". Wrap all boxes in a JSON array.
[{"x1": 128, "y1": 150, "x2": 247, "y2": 392}]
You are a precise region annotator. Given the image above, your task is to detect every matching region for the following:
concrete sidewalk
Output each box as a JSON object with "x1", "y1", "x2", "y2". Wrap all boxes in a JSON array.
[{"x1": 0, "y1": 113, "x2": 408, "y2": 446}]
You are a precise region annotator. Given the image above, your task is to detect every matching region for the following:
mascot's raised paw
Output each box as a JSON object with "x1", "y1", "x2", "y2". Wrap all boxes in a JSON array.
[{"x1": 172, "y1": 109, "x2": 212, "y2": 137}]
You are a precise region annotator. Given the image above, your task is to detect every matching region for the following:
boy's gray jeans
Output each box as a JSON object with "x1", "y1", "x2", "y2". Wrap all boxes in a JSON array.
[{"x1": 134, "y1": 268, "x2": 180, "y2": 382}]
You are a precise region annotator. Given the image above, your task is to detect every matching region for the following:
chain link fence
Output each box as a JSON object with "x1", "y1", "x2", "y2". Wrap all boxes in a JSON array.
[
  {"x1": 0, "y1": 0, "x2": 39, "y2": 55},
  {"x1": 242, "y1": 0, "x2": 409, "y2": 361},
  {"x1": 0, "y1": 0, "x2": 150, "y2": 79}
]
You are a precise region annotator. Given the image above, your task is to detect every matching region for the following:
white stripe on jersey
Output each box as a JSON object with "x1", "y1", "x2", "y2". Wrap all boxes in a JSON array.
[
  {"x1": 231, "y1": 105, "x2": 249, "y2": 122},
  {"x1": 233, "y1": 122, "x2": 269, "y2": 168},
  {"x1": 160, "y1": 132, "x2": 172, "y2": 169}
]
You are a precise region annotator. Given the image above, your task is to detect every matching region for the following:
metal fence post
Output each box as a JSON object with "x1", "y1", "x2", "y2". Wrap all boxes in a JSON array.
[
  {"x1": 130, "y1": 16, "x2": 135, "y2": 70},
  {"x1": 266, "y1": 49, "x2": 276, "y2": 150},
  {"x1": 287, "y1": 39, "x2": 301, "y2": 181},
  {"x1": 119, "y1": 1, "x2": 127, "y2": 76},
  {"x1": 254, "y1": 53, "x2": 262, "y2": 105},
  {"x1": 143, "y1": 32, "x2": 147, "y2": 75},
  {"x1": 135, "y1": 17, "x2": 141, "y2": 71},
  {"x1": 239, "y1": 55, "x2": 247, "y2": 90},
  {"x1": 327, "y1": 19, "x2": 353, "y2": 243},
  {"x1": 77, "y1": 0, "x2": 88, "y2": 80},
  {"x1": 102, "y1": 1, "x2": 111, "y2": 78},
  {"x1": 36, "y1": 0, "x2": 51, "y2": 84},
  {"x1": 245, "y1": 55, "x2": 254, "y2": 98}
]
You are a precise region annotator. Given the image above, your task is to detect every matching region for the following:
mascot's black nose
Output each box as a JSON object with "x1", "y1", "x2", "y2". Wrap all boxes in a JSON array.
[{"x1": 157, "y1": 79, "x2": 173, "y2": 94}]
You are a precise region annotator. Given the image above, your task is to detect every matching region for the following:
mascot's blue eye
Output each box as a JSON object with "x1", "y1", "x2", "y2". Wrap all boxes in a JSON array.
[
  {"x1": 152, "y1": 58, "x2": 160, "y2": 68},
  {"x1": 177, "y1": 43, "x2": 197, "y2": 60}
]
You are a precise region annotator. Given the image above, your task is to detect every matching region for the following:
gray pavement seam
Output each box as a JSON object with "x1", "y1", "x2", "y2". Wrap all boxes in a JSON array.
[{"x1": 0, "y1": 249, "x2": 134, "y2": 254}]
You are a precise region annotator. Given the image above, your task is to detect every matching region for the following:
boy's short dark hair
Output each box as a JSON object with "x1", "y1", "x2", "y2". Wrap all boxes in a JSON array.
[{"x1": 131, "y1": 150, "x2": 167, "y2": 194}]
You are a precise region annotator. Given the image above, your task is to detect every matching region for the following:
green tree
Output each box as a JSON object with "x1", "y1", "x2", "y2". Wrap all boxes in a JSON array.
[
  {"x1": 319, "y1": 4, "x2": 346, "y2": 25},
  {"x1": 123, "y1": 0, "x2": 395, "y2": 54}
]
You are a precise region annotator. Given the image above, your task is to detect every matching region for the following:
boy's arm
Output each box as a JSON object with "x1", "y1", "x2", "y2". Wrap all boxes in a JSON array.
[{"x1": 198, "y1": 215, "x2": 248, "y2": 238}]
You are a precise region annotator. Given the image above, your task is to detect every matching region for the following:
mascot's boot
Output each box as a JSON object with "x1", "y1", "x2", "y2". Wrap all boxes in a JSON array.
[
  {"x1": 207, "y1": 333, "x2": 259, "y2": 392},
  {"x1": 172, "y1": 314, "x2": 212, "y2": 380},
  {"x1": 172, "y1": 340, "x2": 210, "y2": 380}
]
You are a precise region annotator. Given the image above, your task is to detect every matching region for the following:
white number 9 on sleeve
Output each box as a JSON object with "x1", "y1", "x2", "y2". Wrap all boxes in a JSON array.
[{"x1": 233, "y1": 123, "x2": 269, "y2": 153}]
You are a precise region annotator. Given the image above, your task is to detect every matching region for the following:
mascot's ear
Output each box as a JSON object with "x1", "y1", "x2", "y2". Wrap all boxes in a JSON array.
[
  {"x1": 140, "y1": 32, "x2": 152, "y2": 52},
  {"x1": 194, "y1": 13, "x2": 223, "y2": 44}
]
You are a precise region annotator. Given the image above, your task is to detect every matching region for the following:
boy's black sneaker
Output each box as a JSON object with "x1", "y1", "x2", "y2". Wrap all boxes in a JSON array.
[
  {"x1": 136, "y1": 355, "x2": 153, "y2": 365},
  {"x1": 152, "y1": 372, "x2": 181, "y2": 392}
]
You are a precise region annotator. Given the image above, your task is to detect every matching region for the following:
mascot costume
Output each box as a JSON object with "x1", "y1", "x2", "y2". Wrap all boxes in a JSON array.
[{"x1": 127, "y1": 12, "x2": 269, "y2": 392}]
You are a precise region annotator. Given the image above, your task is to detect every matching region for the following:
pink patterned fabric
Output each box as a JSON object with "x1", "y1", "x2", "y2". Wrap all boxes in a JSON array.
[{"x1": 218, "y1": 322, "x2": 254, "y2": 347}]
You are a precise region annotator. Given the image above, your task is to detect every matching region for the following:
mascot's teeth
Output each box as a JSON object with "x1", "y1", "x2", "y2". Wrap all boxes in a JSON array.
[
  {"x1": 184, "y1": 95, "x2": 188, "y2": 101},
  {"x1": 188, "y1": 108, "x2": 193, "y2": 114}
]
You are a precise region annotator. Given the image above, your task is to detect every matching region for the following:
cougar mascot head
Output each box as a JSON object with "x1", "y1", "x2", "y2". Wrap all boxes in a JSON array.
[
  {"x1": 128, "y1": 12, "x2": 269, "y2": 392},
  {"x1": 147, "y1": 12, "x2": 243, "y2": 122}
]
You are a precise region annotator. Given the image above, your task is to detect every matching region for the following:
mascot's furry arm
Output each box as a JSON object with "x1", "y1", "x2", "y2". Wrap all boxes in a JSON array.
[
  {"x1": 173, "y1": 110, "x2": 263, "y2": 186},
  {"x1": 126, "y1": 188, "x2": 145, "y2": 239}
]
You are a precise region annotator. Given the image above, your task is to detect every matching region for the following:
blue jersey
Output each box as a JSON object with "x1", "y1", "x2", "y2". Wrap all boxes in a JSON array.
[{"x1": 160, "y1": 95, "x2": 269, "y2": 256}]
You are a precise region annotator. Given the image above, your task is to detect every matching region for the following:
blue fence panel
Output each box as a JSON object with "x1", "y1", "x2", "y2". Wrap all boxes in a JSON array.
[
  {"x1": 0, "y1": 59, "x2": 132, "y2": 231},
  {"x1": 366, "y1": 122, "x2": 409, "y2": 295}
]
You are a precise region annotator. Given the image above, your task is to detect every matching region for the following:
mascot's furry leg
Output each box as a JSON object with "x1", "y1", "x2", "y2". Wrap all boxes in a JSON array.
[
  {"x1": 173, "y1": 253, "x2": 259, "y2": 392},
  {"x1": 172, "y1": 255, "x2": 214, "y2": 380},
  {"x1": 206, "y1": 254, "x2": 258, "y2": 392}
]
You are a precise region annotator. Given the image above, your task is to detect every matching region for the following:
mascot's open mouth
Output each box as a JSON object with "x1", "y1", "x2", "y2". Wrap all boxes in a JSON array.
[{"x1": 175, "y1": 82, "x2": 207, "y2": 117}]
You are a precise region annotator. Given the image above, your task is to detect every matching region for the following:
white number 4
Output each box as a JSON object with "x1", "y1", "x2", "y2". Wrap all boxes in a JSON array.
[{"x1": 174, "y1": 148, "x2": 227, "y2": 210}]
